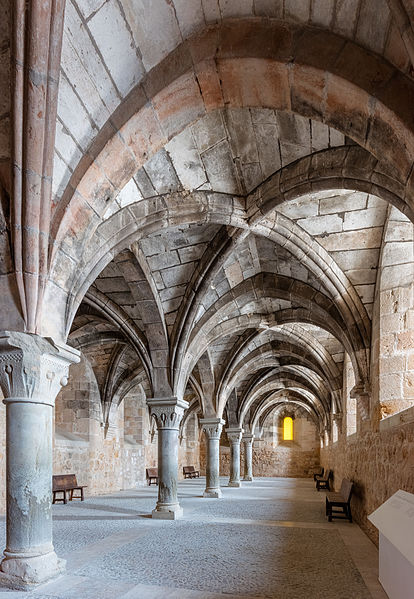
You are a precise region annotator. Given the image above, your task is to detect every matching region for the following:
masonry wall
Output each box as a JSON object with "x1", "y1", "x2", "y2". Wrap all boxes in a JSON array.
[
  {"x1": 321, "y1": 409, "x2": 414, "y2": 544},
  {"x1": 215, "y1": 410, "x2": 320, "y2": 478},
  {"x1": 178, "y1": 412, "x2": 201, "y2": 479},
  {"x1": 377, "y1": 209, "x2": 414, "y2": 418}
]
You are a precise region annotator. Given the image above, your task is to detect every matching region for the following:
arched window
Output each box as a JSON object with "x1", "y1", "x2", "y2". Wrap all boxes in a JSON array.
[{"x1": 283, "y1": 416, "x2": 293, "y2": 441}]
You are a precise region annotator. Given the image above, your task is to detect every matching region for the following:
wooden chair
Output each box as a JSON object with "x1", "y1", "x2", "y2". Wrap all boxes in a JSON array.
[
  {"x1": 326, "y1": 479, "x2": 354, "y2": 522},
  {"x1": 53, "y1": 474, "x2": 87, "y2": 504},
  {"x1": 313, "y1": 467, "x2": 324, "y2": 481},
  {"x1": 146, "y1": 468, "x2": 159, "y2": 486},
  {"x1": 183, "y1": 466, "x2": 200, "y2": 478},
  {"x1": 316, "y1": 469, "x2": 332, "y2": 491}
]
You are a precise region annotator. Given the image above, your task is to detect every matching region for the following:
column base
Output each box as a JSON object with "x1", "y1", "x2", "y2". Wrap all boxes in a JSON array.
[
  {"x1": 203, "y1": 489, "x2": 222, "y2": 498},
  {"x1": 0, "y1": 550, "x2": 65, "y2": 589},
  {"x1": 228, "y1": 481, "x2": 242, "y2": 487},
  {"x1": 152, "y1": 504, "x2": 183, "y2": 520},
  {"x1": 243, "y1": 476, "x2": 253, "y2": 481}
]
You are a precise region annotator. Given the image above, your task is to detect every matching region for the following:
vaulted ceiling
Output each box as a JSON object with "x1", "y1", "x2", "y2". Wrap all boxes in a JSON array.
[{"x1": 2, "y1": 0, "x2": 414, "y2": 436}]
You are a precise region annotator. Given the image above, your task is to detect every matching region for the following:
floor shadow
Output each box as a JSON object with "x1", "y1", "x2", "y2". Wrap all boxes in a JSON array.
[
  {"x1": 53, "y1": 502, "x2": 146, "y2": 516},
  {"x1": 53, "y1": 514, "x2": 150, "y2": 521}
]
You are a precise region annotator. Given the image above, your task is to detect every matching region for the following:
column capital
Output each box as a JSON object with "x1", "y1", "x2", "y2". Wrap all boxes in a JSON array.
[
  {"x1": 350, "y1": 383, "x2": 370, "y2": 420},
  {"x1": 147, "y1": 397, "x2": 189, "y2": 430},
  {"x1": 242, "y1": 433, "x2": 254, "y2": 445},
  {"x1": 200, "y1": 418, "x2": 225, "y2": 439},
  {"x1": 226, "y1": 427, "x2": 243, "y2": 444},
  {"x1": 332, "y1": 412, "x2": 343, "y2": 432},
  {"x1": 0, "y1": 332, "x2": 80, "y2": 407}
]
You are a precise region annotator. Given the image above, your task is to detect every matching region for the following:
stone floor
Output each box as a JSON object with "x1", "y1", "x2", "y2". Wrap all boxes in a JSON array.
[{"x1": 0, "y1": 478, "x2": 388, "y2": 598}]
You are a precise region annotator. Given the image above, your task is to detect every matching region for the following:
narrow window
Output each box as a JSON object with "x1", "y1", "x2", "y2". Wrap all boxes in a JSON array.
[{"x1": 283, "y1": 416, "x2": 293, "y2": 441}]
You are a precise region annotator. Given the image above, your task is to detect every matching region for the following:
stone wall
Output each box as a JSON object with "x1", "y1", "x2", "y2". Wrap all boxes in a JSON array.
[
  {"x1": 378, "y1": 209, "x2": 414, "y2": 417},
  {"x1": 216, "y1": 409, "x2": 320, "y2": 479},
  {"x1": 178, "y1": 411, "x2": 201, "y2": 479},
  {"x1": 321, "y1": 407, "x2": 414, "y2": 545}
]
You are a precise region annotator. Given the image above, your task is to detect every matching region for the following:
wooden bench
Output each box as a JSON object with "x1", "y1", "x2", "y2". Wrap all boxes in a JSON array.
[
  {"x1": 316, "y1": 469, "x2": 332, "y2": 491},
  {"x1": 313, "y1": 467, "x2": 324, "y2": 481},
  {"x1": 183, "y1": 465, "x2": 200, "y2": 479},
  {"x1": 146, "y1": 468, "x2": 158, "y2": 486},
  {"x1": 52, "y1": 474, "x2": 87, "y2": 504},
  {"x1": 326, "y1": 479, "x2": 353, "y2": 522}
]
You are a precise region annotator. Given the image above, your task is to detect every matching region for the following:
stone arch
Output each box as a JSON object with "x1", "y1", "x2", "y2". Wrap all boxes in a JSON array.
[
  {"x1": 41, "y1": 20, "x2": 414, "y2": 342},
  {"x1": 180, "y1": 272, "x2": 364, "y2": 398},
  {"x1": 250, "y1": 393, "x2": 321, "y2": 434},
  {"x1": 238, "y1": 370, "x2": 330, "y2": 427},
  {"x1": 51, "y1": 19, "x2": 414, "y2": 257},
  {"x1": 215, "y1": 329, "x2": 342, "y2": 411}
]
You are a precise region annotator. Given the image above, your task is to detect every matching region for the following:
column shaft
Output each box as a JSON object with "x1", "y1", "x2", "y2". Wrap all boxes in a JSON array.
[
  {"x1": 5, "y1": 401, "x2": 54, "y2": 555},
  {"x1": 201, "y1": 418, "x2": 224, "y2": 498},
  {"x1": 157, "y1": 427, "x2": 179, "y2": 507},
  {"x1": 226, "y1": 428, "x2": 243, "y2": 488},
  {"x1": 242, "y1": 434, "x2": 254, "y2": 481}
]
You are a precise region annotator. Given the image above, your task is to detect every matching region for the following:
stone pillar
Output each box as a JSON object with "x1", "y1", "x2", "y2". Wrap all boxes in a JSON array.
[
  {"x1": 0, "y1": 332, "x2": 79, "y2": 588},
  {"x1": 242, "y1": 434, "x2": 254, "y2": 481},
  {"x1": 200, "y1": 418, "x2": 225, "y2": 498},
  {"x1": 226, "y1": 428, "x2": 243, "y2": 487},
  {"x1": 147, "y1": 397, "x2": 188, "y2": 519}
]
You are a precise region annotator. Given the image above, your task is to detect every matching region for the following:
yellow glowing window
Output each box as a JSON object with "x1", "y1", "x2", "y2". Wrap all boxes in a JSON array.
[{"x1": 283, "y1": 417, "x2": 293, "y2": 441}]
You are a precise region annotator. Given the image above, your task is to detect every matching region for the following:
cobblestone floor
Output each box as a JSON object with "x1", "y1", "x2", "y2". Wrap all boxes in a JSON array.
[{"x1": 0, "y1": 478, "x2": 387, "y2": 598}]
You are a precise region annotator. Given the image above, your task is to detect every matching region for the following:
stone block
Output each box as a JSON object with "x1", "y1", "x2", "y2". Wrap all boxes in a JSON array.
[
  {"x1": 297, "y1": 214, "x2": 343, "y2": 236},
  {"x1": 166, "y1": 129, "x2": 208, "y2": 191},
  {"x1": 201, "y1": 139, "x2": 240, "y2": 194},
  {"x1": 88, "y1": 0, "x2": 144, "y2": 96},
  {"x1": 142, "y1": 148, "x2": 181, "y2": 195},
  {"x1": 311, "y1": 0, "x2": 334, "y2": 27}
]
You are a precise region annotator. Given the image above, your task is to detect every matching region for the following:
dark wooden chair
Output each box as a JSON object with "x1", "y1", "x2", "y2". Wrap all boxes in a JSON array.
[
  {"x1": 183, "y1": 466, "x2": 200, "y2": 479},
  {"x1": 326, "y1": 479, "x2": 354, "y2": 522},
  {"x1": 146, "y1": 468, "x2": 159, "y2": 486},
  {"x1": 52, "y1": 474, "x2": 87, "y2": 504},
  {"x1": 313, "y1": 467, "x2": 324, "y2": 481},
  {"x1": 316, "y1": 469, "x2": 332, "y2": 491}
]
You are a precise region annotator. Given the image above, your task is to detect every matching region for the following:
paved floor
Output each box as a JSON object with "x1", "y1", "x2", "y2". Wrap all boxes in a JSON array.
[{"x1": 0, "y1": 478, "x2": 387, "y2": 598}]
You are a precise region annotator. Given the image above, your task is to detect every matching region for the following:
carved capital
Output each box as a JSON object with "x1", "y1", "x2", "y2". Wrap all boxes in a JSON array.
[
  {"x1": 147, "y1": 397, "x2": 189, "y2": 430},
  {"x1": 226, "y1": 427, "x2": 243, "y2": 444},
  {"x1": 242, "y1": 433, "x2": 254, "y2": 446},
  {"x1": 332, "y1": 412, "x2": 343, "y2": 432},
  {"x1": 200, "y1": 418, "x2": 225, "y2": 440},
  {"x1": 0, "y1": 332, "x2": 80, "y2": 406},
  {"x1": 350, "y1": 383, "x2": 370, "y2": 421}
]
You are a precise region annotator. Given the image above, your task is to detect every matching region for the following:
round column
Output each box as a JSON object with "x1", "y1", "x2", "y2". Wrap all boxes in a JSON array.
[
  {"x1": 242, "y1": 434, "x2": 254, "y2": 481},
  {"x1": 200, "y1": 418, "x2": 225, "y2": 498},
  {"x1": 226, "y1": 428, "x2": 243, "y2": 488},
  {"x1": 0, "y1": 332, "x2": 79, "y2": 588},
  {"x1": 147, "y1": 397, "x2": 188, "y2": 519}
]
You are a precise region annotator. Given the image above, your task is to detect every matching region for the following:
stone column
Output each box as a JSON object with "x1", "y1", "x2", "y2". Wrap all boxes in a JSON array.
[
  {"x1": 226, "y1": 428, "x2": 243, "y2": 487},
  {"x1": 147, "y1": 397, "x2": 189, "y2": 519},
  {"x1": 0, "y1": 332, "x2": 79, "y2": 588},
  {"x1": 242, "y1": 434, "x2": 254, "y2": 481},
  {"x1": 200, "y1": 418, "x2": 225, "y2": 498}
]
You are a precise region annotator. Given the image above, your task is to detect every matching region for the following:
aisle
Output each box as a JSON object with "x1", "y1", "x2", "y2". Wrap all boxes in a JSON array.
[{"x1": 0, "y1": 478, "x2": 387, "y2": 598}]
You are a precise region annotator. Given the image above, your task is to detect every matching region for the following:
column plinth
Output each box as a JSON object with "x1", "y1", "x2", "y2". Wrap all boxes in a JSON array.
[
  {"x1": 242, "y1": 434, "x2": 254, "y2": 481},
  {"x1": 226, "y1": 428, "x2": 243, "y2": 487},
  {"x1": 147, "y1": 397, "x2": 188, "y2": 519},
  {"x1": 0, "y1": 332, "x2": 79, "y2": 588},
  {"x1": 200, "y1": 418, "x2": 225, "y2": 498}
]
